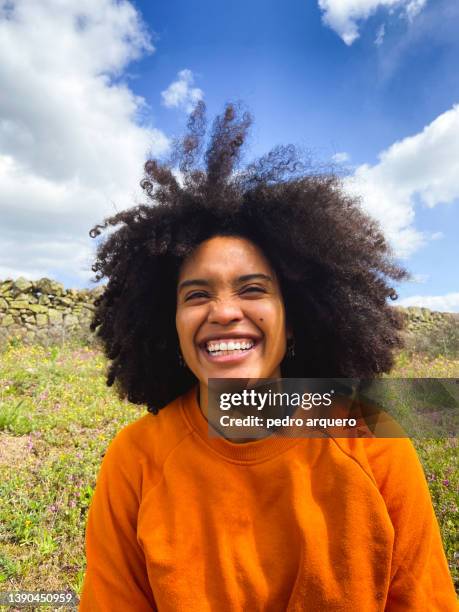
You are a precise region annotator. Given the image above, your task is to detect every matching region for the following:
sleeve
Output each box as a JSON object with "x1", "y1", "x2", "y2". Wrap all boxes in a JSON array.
[
  {"x1": 364, "y1": 437, "x2": 458, "y2": 611},
  {"x1": 79, "y1": 430, "x2": 157, "y2": 612}
]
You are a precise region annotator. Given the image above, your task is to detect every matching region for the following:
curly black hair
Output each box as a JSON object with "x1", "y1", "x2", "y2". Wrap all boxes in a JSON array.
[{"x1": 89, "y1": 101, "x2": 409, "y2": 414}]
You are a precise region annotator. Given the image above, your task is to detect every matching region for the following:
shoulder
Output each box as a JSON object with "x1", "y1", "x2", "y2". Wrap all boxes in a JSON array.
[
  {"x1": 360, "y1": 437, "x2": 426, "y2": 490},
  {"x1": 329, "y1": 436, "x2": 435, "y2": 538},
  {"x1": 101, "y1": 392, "x2": 194, "y2": 488},
  {"x1": 329, "y1": 436, "x2": 427, "y2": 495}
]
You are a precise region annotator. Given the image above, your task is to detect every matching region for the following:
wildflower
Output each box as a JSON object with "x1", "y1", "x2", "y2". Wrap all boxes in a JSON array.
[{"x1": 442, "y1": 479, "x2": 450, "y2": 487}]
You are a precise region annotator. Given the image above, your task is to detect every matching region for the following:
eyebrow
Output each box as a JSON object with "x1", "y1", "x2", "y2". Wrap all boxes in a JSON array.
[{"x1": 177, "y1": 273, "x2": 273, "y2": 292}]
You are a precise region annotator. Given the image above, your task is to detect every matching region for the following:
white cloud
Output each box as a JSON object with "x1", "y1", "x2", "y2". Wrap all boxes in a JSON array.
[
  {"x1": 331, "y1": 151, "x2": 350, "y2": 163},
  {"x1": 0, "y1": 0, "x2": 169, "y2": 287},
  {"x1": 397, "y1": 292, "x2": 459, "y2": 312},
  {"x1": 374, "y1": 23, "x2": 385, "y2": 45},
  {"x1": 410, "y1": 273, "x2": 429, "y2": 283},
  {"x1": 343, "y1": 104, "x2": 459, "y2": 258},
  {"x1": 161, "y1": 69, "x2": 204, "y2": 113},
  {"x1": 377, "y1": 1, "x2": 459, "y2": 83},
  {"x1": 404, "y1": 0, "x2": 426, "y2": 20},
  {"x1": 318, "y1": 0, "x2": 427, "y2": 45}
]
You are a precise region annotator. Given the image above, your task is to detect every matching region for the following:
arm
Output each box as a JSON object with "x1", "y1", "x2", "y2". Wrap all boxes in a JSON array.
[
  {"x1": 364, "y1": 437, "x2": 457, "y2": 611},
  {"x1": 79, "y1": 430, "x2": 157, "y2": 612}
]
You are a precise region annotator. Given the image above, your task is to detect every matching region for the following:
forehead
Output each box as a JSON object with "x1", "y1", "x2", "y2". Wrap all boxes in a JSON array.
[{"x1": 178, "y1": 235, "x2": 274, "y2": 280}]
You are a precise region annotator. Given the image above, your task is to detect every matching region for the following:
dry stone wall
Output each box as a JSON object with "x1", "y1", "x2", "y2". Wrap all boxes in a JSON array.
[
  {"x1": 393, "y1": 305, "x2": 459, "y2": 357},
  {"x1": 0, "y1": 277, "x2": 458, "y2": 356},
  {"x1": 0, "y1": 277, "x2": 104, "y2": 350}
]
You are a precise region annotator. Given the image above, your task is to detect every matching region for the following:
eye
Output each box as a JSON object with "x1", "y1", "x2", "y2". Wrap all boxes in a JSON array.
[
  {"x1": 184, "y1": 291, "x2": 209, "y2": 302},
  {"x1": 241, "y1": 285, "x2": 266, "y2": 295}
]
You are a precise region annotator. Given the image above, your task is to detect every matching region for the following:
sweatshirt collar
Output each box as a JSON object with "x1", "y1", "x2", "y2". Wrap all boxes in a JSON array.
[{"x1": 180, "y1": 385, "x2": 301, "y2": 463}]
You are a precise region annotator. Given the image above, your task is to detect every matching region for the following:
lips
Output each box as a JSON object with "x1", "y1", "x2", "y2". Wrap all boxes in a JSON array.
[
  {"x1": 198, "y1": 333, "x2": 261, "y2": 347},
  {"x1": 197, "y1": 335, "x2": 262, "y2": 365},
  {"x1": 206, "y1": 338, "x2": 255, "y2": 352}
]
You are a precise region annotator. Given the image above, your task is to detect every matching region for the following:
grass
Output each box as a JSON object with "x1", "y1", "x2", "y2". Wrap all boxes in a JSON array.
[
  {"x1": 0, "y1": 341, "x2": 145, "y2": 610},
  {"x1": 0, "y1": 341, "x2": 457, "y2": 609}
]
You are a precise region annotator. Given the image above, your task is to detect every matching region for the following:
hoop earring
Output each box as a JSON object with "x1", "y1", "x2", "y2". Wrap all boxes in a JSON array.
[{"x1": 287, "y1": 337, "x2": 295, "y2": 358}]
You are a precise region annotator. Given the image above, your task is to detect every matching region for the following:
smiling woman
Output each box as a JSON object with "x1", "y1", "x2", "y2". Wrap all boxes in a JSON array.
[
  {"x1": 79, "y1": 102, "x2": 457, "y2": 611},
  {"x1": 176, "y1": 235, "x2": 291, "y2": 418}
]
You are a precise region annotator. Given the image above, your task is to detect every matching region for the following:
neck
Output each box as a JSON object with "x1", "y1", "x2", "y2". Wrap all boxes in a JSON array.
[{"x1": 197, "y1": 377, "x2": 283, "y2": 444}]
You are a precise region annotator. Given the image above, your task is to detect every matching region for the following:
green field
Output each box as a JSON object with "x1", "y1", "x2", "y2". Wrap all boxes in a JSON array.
[{"x1": 0, "y1": 341, "x2": 457, "y2": 608}]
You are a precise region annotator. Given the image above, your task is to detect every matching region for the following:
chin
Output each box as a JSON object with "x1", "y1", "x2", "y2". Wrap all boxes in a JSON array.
[{"x1": 205, "y1": 365, "x2": 262, "y2": 380}]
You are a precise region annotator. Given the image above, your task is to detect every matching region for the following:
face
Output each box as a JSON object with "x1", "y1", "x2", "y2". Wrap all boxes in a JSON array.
[{"x1": 176, "y1": 235, "x2": 290, "y2": 387}]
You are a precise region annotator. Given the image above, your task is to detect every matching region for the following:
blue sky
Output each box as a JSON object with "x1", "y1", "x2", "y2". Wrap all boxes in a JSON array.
[
  {"x1": 136, "y1": 0, "x2": 457, "y2": 162},
  {"x1": 0, "y1": 0, "x2": 458, "y2": 310}
]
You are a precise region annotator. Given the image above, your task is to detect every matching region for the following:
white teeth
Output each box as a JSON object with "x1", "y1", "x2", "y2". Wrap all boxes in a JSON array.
[{"x1": 205, "y1": 339, "x2": 255, "y2": 353}]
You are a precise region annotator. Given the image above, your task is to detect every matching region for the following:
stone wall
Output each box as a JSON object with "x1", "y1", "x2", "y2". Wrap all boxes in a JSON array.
[
  {"x1": 0, "y1": 277, "x2": 103, "y2": 350},
  {"x1": 0, "y1": 277, "x2": 458, "y2": 356},
  {"x1": 393, "y1": 305, "x2": 459, "y2": 357}
]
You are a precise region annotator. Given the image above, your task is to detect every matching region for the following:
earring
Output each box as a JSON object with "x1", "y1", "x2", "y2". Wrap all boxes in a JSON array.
[
  {"x1": 178, "y1": 349, "x2": 186, "y2": 367},
  {"x1": 287, "y1": 337, "x2": 295, "y2": 358}
]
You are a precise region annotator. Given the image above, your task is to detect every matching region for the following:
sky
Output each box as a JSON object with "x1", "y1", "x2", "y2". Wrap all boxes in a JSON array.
[{"x1": 1, "y1": 0, "x2": 458, "y2": 311}]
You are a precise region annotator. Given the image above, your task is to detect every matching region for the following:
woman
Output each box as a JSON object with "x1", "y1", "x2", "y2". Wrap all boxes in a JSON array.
[{"x1": 79, "y1": 103, "x2": 457, "y2": 611}]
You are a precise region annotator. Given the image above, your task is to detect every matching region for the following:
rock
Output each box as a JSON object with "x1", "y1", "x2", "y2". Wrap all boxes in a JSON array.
[
  {"x1": 28, "y1": 304, "x2": 49, "y2": 314},
  {"x1": 47, "y1": 309, "x2": 63, "y2": 323},
  {"x1": 35, "y1": 328, "x2": 51, "y2": 342},
  {"x1": 38, "y1": 295, "x2": 51, "y2": 305},
  {"x1": 9, "y1": 300, "x2": 29, "y2": 309},
  {"x1": 55, "y1": 297, "x2": 73, "y2": 307},
  {"x1": 63, "y1": 314, "x2": 79, "y2": 326},
  {"x1": 24, "y1": 331, "x2": 36, "y2": 344},
  {"x1": 36, "y1": 314, "x2": 48, "y2": 327},
  {"x1": 0, "y1": 279, "x2": 14, "y2": 296},
  {"x1": 36, "y1": 278, "x2": 65, "y2": 296},
  {"x1": 12, "y1": 277, "x2": 33, "y2": 296}
]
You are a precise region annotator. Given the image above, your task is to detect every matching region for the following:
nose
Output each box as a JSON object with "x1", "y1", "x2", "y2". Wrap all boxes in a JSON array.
[{"x1": 207, "y1": 297, "x2": 244, "y2": 326}]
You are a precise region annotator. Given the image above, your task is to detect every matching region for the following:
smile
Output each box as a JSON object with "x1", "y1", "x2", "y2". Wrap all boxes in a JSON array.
[{"x1": 199, "y1": 337, "x2": 260, "y2": 363}]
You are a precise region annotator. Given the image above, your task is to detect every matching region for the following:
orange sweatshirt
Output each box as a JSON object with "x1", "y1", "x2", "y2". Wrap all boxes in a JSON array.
[{"x1": 79, "y1": 386, "x2": 457, "y2": 611}]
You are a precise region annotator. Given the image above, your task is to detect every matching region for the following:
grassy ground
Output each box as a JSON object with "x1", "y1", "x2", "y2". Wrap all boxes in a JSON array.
[{"x1": 0, "y1": 341, "x2": 457, "y2": 610}]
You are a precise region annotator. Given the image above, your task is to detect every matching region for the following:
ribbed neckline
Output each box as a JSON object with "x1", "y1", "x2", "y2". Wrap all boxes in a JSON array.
[{"x1": 180, "y1": 385, "x2": 302, "y2": 463}]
